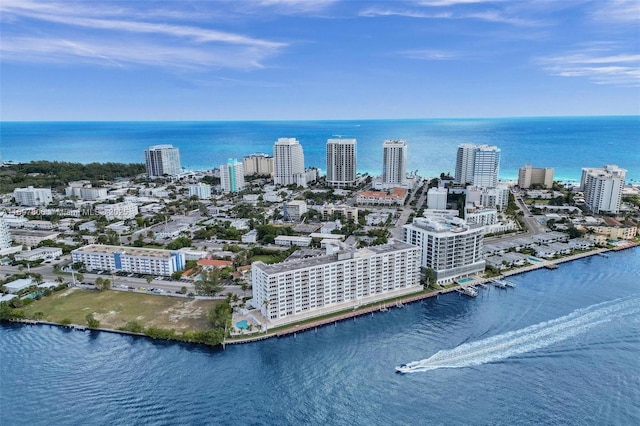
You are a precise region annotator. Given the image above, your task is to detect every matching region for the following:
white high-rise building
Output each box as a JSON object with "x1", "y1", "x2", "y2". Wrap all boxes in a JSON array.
[
  {"x1": 0, "y1": 214, "x2": 12, "y2": 249},
  {"x1": 252, "y1": 240, "x2": 421, "y2": 326},
  {"x1": 145, "y1": 144, "x2": 181, "y2": 178},
  {"x1": 13, "y1": 186, "x2": 53, "y2": 206},
  {"x1": 403, "y1": 215, "x2": 485, "y2": 284},
  {"x1": 580, "y1": 165, "x2": 626, "y2": 214},
  {"x1": 326, "y1": 138, "x2": 357, "y2": 188},
  {"x1": 274, "y1": 138, "x2": 306, "y2": 187},
  {"x1": 188, "y1": 183, "x2": 212, "y2": 199},
  {"x1": 220, "y1": 159, "x2": 246, "y2": 193},
  {"x1": 243, "y1": 153, "x2": 274, "y2": 176},
  {"x1": 382, "y1": 140, "x2": 407, "y2": 186},
  {"x1": 455, "y1": 144, "x2": 501, "y2": 188}
]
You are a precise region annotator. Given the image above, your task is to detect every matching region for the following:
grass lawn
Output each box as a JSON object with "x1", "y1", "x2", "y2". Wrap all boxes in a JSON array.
[
  {"x1": 22, "y1": 288, "x2": 219, "y2": 331},
  {"x1": 249, "y1": 255, "x2": 279, "y2": 263}
]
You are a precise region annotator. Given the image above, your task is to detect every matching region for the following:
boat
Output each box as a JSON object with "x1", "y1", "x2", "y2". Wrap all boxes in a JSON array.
[
  {"x1": 395, "y1": 364, "x2": 409, "y2": 374},
  {"x1": 457, "y1": 286, "x2": 478, "y2": 297}
]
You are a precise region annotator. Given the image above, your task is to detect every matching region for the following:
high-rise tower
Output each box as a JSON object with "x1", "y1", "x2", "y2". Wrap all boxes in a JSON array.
[
  {"x1": 273, "y1": 138, "x2": 306, "y2": 187},
  {"x1": 326, "y1": 138, "x2": 357, "y2": 188},
  {"x1": 145, "y1": 144, "x2": 181, "y2": 178},
  {"x1": 382, "y1": 140, "x2": 407, "y2": 187},
  {"x1": 220, "y1": 159, "x2": 246, "y2": 193},
  {"x1": 455, "y1": 144, "x2": 501, "y2": 188}
]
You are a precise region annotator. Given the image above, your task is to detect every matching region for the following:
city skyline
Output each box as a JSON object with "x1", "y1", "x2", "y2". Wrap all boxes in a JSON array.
[{"x1": 1, "y1": 0, "x2": 638, "y2": 121}]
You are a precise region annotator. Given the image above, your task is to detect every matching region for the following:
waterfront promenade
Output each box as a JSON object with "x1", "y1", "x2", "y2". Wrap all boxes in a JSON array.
[{"x1": 227, "y1": 242, "x2": 639, "y2": 345}]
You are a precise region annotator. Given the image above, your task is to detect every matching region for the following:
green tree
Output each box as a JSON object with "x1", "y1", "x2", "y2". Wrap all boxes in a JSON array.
[
  {"x1": 195, "y1": 269, "x2": 224, "y2": 296},
  {"x1": 85, "y1": 313, "x2": 100, "y2": 328}
]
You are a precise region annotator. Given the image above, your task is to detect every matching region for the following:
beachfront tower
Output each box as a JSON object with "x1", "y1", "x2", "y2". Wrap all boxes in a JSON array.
[
  {"x1": 382, "y1": 140, "x2": 407, "y2": 187},
  {"x1": 220, "y1": 159, "x2": 246, "y2": 193},
  {"x1": 455, "y1": 144, "x2": 501, "y2": 188},
  {"x1": 274, "y1": 138, "x2": 306, "y2": 187},
  {"x1": 145, "y1": 144, "x2": 181, "y2": 178},
  {"x1": 326, "y1": 138, "x2": 357, "y2": 188},
  {"x1": 0, "y1": 214, "x2": 11, "y2": 249},
  {"x1": 580, "y1": 165, "x2": 626, "y2": 214}
]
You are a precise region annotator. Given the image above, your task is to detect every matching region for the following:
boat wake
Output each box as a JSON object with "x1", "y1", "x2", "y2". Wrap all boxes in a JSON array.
[{"x1": 396, "y1": 297, "x2": 640, "y2": 373}]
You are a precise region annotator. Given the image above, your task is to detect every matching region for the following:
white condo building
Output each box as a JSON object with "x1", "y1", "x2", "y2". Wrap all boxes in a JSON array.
[
  {"x1": 66, "y1": 181, "x2": 108, "y2": 201},
  {"x1": 326, "y1": 138, "x2": 357, "y2": 188},
  {"x1": 13, "y1": 186, "x2": 53, "y2": 206},
  {"x1": 145, "y1": 144, "x2": 181, "y2": 178},
  {"x1": 274, "y1": 138, "x2": 306, "y2": 187},
  {"x1": 220, "y1": 159, "x2": 246, "y2": 193},
  {"x1": 71, "y1": 244, "x2": 185, "y2": 276},
  {"x1": 466, "y1": 185, "x2": 509, "y2": 211},
  {"x1": 188, "y1": 183, "x2": 212, "y2": 199},
  {"x1": 518, "y1": 165, "x2": 554, "y2": 189},
  {"x1": 403, "y1": 216, "x2": 485, "y2": 284},
  {"x1": 243, "y1": 153, "x2": 274, "y2": 176},
  {"x1": 426, "y1": 187, "x2": 448, "y2": 210},
  {"x1": 252, "y1": 240, "x2": 421, "y2": 326},
  {"x1": 94, "y1": 202, "x2": 139, "y2": 220},
  {"x1": 580, "y1": 165, "x2": 626, "y2": 214},
  {"x1": 455, "y1": 144, "x2": 501, "y2": 188},
  {"x1": 0, "y1": 214, "x2": 11, "y2": 249},
  {"x1": 382, "y1": 140, "x2": 407, "y2": 187}
]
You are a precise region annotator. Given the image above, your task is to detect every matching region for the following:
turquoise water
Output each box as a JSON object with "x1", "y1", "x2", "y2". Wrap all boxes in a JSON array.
[
  {"x1": 236, "y1": 320, "x2": 249, "y2": 330},
  {"x1": 458, "y1": 277, "x2": 474, "y2": 283},
  {"x1": 528, "y1": 257, "x2": 543, "y2": 263},
  {"x1": 1, "y1": 248, "x2": 638, "y2": 425},
  {"x1": 1, "y1": 117, "x2": 638, "y2": 182}
]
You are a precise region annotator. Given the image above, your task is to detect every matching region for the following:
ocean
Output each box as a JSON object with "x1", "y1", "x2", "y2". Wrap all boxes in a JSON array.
[
  {"x1": 1, "y1": 248, "x2": 639, "y2": 425},
  {"x1": 1, "y1": 116, "x2": 639, "y2": 182},
  {"x1": 1, "y1": 117, "x2": 639, "y2": 425}
]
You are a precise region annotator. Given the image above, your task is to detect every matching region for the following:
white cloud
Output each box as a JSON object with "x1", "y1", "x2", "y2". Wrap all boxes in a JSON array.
[
  {"x1": 590, "y1": 0, "x2": 640, "y2": 23},
  {"x1": 0, "y1": 0, "x2": 286, "y2": 70},
  {"x1": 359, "y1": 5, "x2": 538, "y2": 26},
  {"x1": 401, "y1": 49, "x2": 459, "y2": 60},
  {"x1": 539, "y1": 48, "x2": 640, "y2": 87}
]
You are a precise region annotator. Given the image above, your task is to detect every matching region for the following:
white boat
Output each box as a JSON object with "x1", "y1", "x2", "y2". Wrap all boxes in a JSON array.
[{"x1": 457, "y1": 286, "x2": 478, "y2": 297}]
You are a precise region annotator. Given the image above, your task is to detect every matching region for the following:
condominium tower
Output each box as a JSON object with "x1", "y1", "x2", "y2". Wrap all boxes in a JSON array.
[
  {"x1": 455, "y1": 144, "x2": 501, "y2": 188},
  {"x1": 403, "y1": 216, "x2": 485, "y2": 284},
  {"x1": 326, "y1": 138, "x2": 357, "y2": 188},
  {"x1": 382, "y1": 140, "x2": 407, "y2": 186},
  {"x1": 220, "y1": 159, "x2": 246, "y2": 193},
  {"x1": 13, "y1": 186, "x2": 53, "y2": 206},
  {"x1": 273, "y1": 138, "x2": 306, "y2": 187},
  {"x1": 252, "y1": 240, "x2": 421, "y2": 326},
  {"x1": 243, "y1": 153, "x2": 274, "y2": 176},
  {"x1": 145, "y1": 144, "x2": 181, "y2": 178},
  {"x1": 518, "y1": 165, "x2": 554, "y2": 189},
  {"x1": 580, "y1": 165, "x2": 626, "y2": 214}
]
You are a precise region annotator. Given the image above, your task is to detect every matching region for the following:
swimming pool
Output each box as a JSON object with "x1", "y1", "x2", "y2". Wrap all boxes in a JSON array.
[
  {"x1": 236, "y1": 320, "x2": 249, "y2": 330},
  {"x1": 528, "y1": 257, "x2": 542, "y2": 263},
  {"x1": 458, "y1": 277, "x2": 474, "y2": 283}
]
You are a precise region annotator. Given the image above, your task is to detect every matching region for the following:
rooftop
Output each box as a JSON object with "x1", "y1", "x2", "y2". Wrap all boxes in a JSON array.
[{"x1": 73, "y1": 244, "x2": 178, "y2": 258}]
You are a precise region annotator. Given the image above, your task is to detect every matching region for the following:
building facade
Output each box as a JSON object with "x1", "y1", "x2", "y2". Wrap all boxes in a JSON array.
[
  {"x1": 0, "y1": 214, "x2": 11, "y2": 249},
  {"x1": 273, "y1": 138, "x2": 306, "y2": 187},
  {"x1": 382, "y1": 140, "x2": 407, "y2": 187},
  {"x1": 13, "y1": 186, "x2": 53, "y2": 206},
  {"x1": 145, "y1": 144, "x2": 181, "y2": 178},
  {"x1": 188, "y1": 183, "x2": 212, "y2": 199},
  {"x1": 71, "y1": 244, "x2": 185, "y2": 276},
  {"x1": 518, "y1": 165, "x2": 554, "y2": 189},
  {"x1": 252, "y1": 240, "x2": 421, "y2": 325},
  {"x1": 95, "y1": 202, "x2": 139, "y2": 220},
  {"x1": 455, "y1": 144, "x2": 501, "y2": 188},
  {"x1": 580, "y1": 165, "x2": 626, "y2": 214},
  {"x1": 243, "y1": 153, "x2": 274, "y2": 176},
  {"x1": 403, "y1": 216, "x2": 485, "y2": 284},
  {"x1": 220, "y1": 159, "x2": 246, "y2": 193},
  {"x1": 326, "y1": 138, "x2": 357, "y2": 188},
  {"x1": 66, "y1": 181, "x2": 108, "y2": 201},
  {"x1": 426, "y1": 187, "x2": 448, "y2": 210}
]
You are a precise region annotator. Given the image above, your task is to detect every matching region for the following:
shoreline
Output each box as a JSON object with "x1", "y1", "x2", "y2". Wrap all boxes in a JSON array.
[{"x1": 5, "y1": 242, "x2": 638, "y2": 348}]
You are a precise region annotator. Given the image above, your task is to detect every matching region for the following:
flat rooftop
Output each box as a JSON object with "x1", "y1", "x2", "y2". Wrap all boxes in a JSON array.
[
  {"x1": 255, "y1": 240, "x2": 416, "y2": 275},
  {"x1": 73, "y1": 244, "x2": 177, "y2": 258}
]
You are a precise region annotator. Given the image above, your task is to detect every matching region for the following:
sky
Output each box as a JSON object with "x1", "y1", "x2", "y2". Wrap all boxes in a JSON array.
[{"x1": 1, "y1": 0, "x2": 639, "y2": 121}]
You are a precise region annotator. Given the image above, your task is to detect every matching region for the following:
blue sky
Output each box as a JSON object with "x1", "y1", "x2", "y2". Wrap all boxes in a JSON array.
[{"x1": 1, "y1": 0, "x2": 639, "y2": 120}]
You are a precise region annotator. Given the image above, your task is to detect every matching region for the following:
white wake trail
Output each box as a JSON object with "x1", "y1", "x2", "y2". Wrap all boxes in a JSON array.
[{"x1": 398, "y1": 297, "x2": 640, "y2": 373}]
